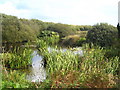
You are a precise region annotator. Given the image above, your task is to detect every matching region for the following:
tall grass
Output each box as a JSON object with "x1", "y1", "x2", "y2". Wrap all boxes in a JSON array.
[
  {"x1": 2, "y1": 69, "x2": 29, "y2": 88},
  {"x1": 2, "y1": 40, "x2": 119, "y2": 88},
  {"x1": 44, "y1": 48, "x2": 79, "y2": 74},
  {"x1": 79, "y1": 44, "x2": 119, "y2": 88},
  {"x1": 81, "y1": 44, "x2": 119, "y2": 75},
  {"x1": 1, "y1": 47, "x2": 33, "y2": 69},
  {"x1": 37, "y1": 41, "x2": 119, "y2": 88}
]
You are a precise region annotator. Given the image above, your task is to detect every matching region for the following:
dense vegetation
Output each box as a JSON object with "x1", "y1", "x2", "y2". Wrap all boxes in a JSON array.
[
  {"x1": 2, "y1": 14, "x2": 79, "y2": 43},
  {"x1": 2, "y1": 15, "x2": 39, "y2": 43},
  {"x1": 86, "y1": 23, "x2": 118, "y2": 47},
  {"x1": 1, "y1": 13, "x2": 120, "y2": 89}
]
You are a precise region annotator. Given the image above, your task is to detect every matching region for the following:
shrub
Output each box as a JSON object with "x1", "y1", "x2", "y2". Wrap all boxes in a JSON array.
[
  {"x1": 38, "y1": 30, "x2": 60, "y2": 45},
  {"x1": 75, "y1": 38, "x2": 86, "y2": 46},
  {"x1": 86, "y1": 23, "x2": 118, "y2": 47}
]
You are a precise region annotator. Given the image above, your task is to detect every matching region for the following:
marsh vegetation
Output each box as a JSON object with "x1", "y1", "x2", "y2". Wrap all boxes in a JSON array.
[{"x1": 1, "y1": 14, "x2": 120, "y2": 89}]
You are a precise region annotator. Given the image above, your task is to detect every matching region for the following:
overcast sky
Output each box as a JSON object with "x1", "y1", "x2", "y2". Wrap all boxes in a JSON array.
[{"x1": 0, "y1": 0, "x2": 119, "y2": 26}]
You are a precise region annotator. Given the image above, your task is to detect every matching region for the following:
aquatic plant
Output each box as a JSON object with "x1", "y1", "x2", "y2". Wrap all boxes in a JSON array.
[
  {"x1": 1, "y1": 48, "x2": 33, "y2": 69},
  {"x1": 2, "y1": 42, "x2": 119, "y2": 88}
]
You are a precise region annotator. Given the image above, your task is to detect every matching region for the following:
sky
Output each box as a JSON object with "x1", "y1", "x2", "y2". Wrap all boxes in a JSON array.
[{"x1": 0, "y1": 0, "x2": 119, "y2": 26}]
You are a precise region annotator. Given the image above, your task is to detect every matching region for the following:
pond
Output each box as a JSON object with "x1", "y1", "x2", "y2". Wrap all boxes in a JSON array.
[
  {"x1": 25, "y1": 47, "x2": 83, "y2": 82},
  {"x1": 26, "y1": 50, "x2": 46, "y2": 82},
  {"x1": 2, "y1": 43, "x2": 83, "y2": 82}
]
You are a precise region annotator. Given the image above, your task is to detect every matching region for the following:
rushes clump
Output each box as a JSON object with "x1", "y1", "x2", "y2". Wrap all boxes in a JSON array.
[
  {"x1": 1, "y1": 47, "x2": 33, "y2": 69},
  {"x1": 44, "y1": 48, "x2": 79, "y2": 74}
]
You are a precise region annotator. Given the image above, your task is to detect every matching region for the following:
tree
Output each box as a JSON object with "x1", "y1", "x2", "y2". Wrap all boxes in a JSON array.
[
  {"x1": 47, "y1": 23, "x2": 76, "y2": 37},
  {"x1": 86, "y1": 23, "x2": 118, "y2": 47}
]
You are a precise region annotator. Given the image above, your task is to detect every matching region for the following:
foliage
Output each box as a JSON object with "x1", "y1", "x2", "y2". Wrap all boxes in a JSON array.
[
  {"x1": 36, "y1": 39, "x2": 48, "y2": 52},
  {"x1": 61, "y1": 35, "x2": 80, "y2": 46},
  {"x1": 36, "y1": 43, "x2": 119, "y2": 88},
  {"x1": 37, "y1": 30, "x2": 60, "y2": 45},
  {"x1": 2, "y1": 69, "x2": 31, "y2": 88},
  {"x1": 2, "y1": 43, "x2": 119, "y2": 88},
  {"x1": 75, "y1": 37, "x2": 86, "y2": 46},
  {"x1": 76, "y1": 31, "x2": 88, "y2": 38},
  {"x1": 1, "y1": 13, "x2": 119, "y2": 88},
  {"x1": 47, "y1": 23, "x2": 77, "y2": 37},
  {"x1": 82, "y1": 44, "x2": 119, "y2": 75},
  {"x1": 77, "y1": 25, "x2": 93, "y2": 31},
  {"x1": 61, "y1": 31, "x2": 87, "y2": 47},
  {"x1": 43, "y1": 47, "x2": 79, "y2": 74},
  {"x1": 2, "y1": 14, "x2": 40, "y2": 43},
  {"x1": 1, "y1": 48, "x2": 33, "y2": 69},
  {"x1": 86, "y1": 23, "x2": 118, "y2": 47}
]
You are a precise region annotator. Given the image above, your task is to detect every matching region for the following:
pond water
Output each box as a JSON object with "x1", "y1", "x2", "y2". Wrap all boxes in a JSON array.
[
  {"x1": 26, "y1": 47, "x2": 83, "y2": 82},
  {"x1": 47, "y1": 46, "x2": 83, "y2": 56},
  {"x1": 2, "y1": 43, "x2": 83, "y2": 82},
  {"x1": 26, "y1": 50, "x2": 46, "y2": 82}
]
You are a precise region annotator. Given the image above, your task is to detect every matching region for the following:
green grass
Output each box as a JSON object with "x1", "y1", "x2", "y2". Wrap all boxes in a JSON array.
[
  {"x1": 1, "y1": 41, "x2": 119, "y2": 88},
  {"x1": 1, "y1": 47, "x2": 33, "y2": 69},
  {"x1": 37, "y1": 42, "x2": 119, "y2": 88}
]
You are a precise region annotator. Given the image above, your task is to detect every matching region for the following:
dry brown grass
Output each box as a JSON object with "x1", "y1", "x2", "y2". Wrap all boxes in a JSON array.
[
  {"x1": 50, "y1": 70, "x2": 118, "y2": 88},
  {"x1": 76, "y1": 31, "x2": 88, "y2": 38},
  {"x1": 51, "y1": 70, "x2": 81, "y2": 88},
  {"x1": 61, "y1": 31, "x2": 88, "y2": 46},
  {"x1": 84, "y1": 74, "x2": 118, "y2": 88}
]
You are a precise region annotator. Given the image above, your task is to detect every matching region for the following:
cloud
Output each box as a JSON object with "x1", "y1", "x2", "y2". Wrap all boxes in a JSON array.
[
  {"x1": 0, "y1": 1, "x2": 31, "y2": 19},
  {"x1": 0, "y1": 0, "x2": 119, "y2": 26}
]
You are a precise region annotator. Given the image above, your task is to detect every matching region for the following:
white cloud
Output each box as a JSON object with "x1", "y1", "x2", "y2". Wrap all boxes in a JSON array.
[
  {"x1": 0, "y1": 1, "x2": 31, "y2": 19},
  {"x1": 0, "y1": 0, "x2": 119, "y2": 26}
]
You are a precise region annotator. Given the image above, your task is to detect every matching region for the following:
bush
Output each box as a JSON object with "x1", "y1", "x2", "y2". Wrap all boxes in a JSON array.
[
  {"x1": 86, "y1": 23, "x2": 118, "y2": 47},
  {"x1": 75, "y1": 38, "x2": 86, "y2": 46},
  {"x1": 38, "y1": 30, "x2": 60, "y2": 45}
]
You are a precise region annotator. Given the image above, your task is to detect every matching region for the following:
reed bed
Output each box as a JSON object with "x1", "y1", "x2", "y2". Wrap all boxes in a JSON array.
[{"x1": 1, "y1": 40, "x2": 119, "y2": 88}]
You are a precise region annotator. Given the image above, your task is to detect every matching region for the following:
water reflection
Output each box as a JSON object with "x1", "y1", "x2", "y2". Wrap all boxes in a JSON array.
[
  {"x1": 47, "y1": 46, "x2": 83, "y2": 56},
  {"x1": 26, "y1": 51, "x2": 46, "y2": 82}
]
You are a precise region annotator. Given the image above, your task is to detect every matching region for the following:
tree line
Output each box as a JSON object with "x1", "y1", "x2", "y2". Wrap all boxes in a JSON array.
[{"x1": 2, "y1": 13, "x2": 118, "y2": 48}]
